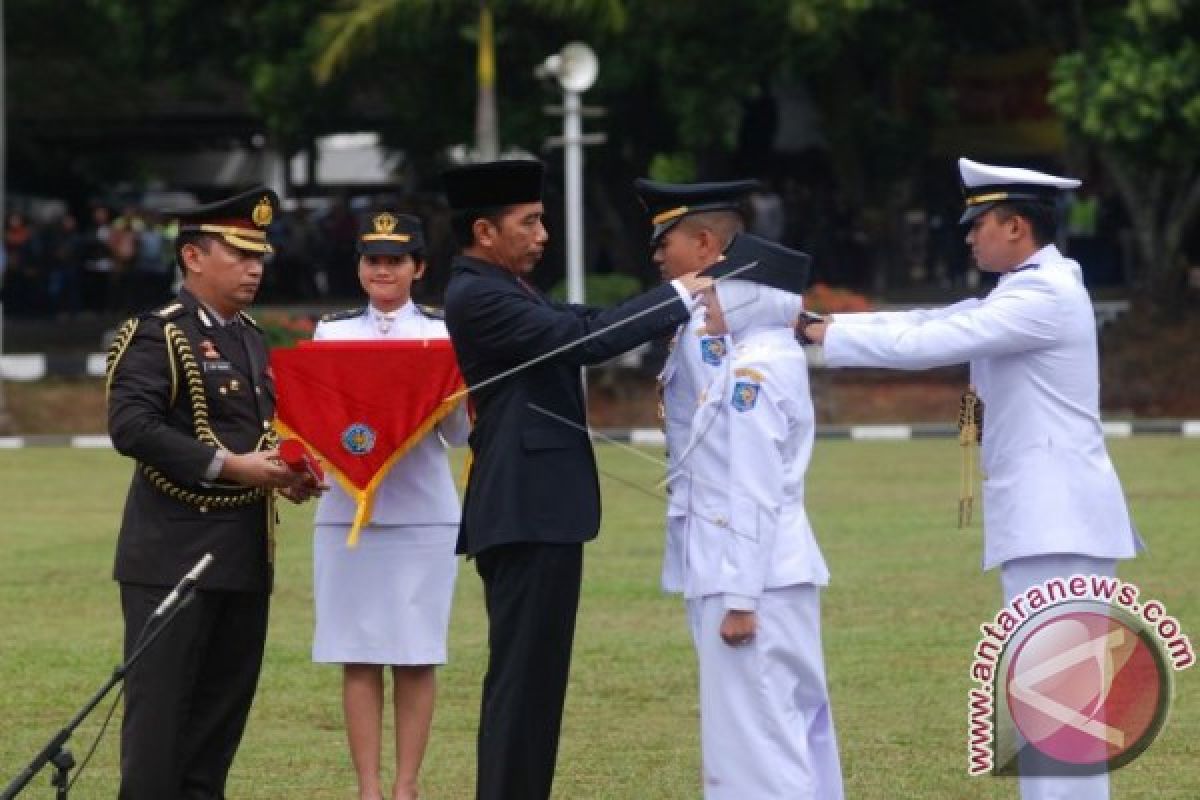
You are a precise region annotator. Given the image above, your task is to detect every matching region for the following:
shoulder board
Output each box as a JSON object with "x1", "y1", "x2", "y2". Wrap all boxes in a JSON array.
[
  {"x1": 417, "y1": 304, "x2": 445, "y2": 320},
  {"x1": 734, "y1": 367, "x2": 766, "y2": 382},
  {"x1": 151, "y1": 302, "x2": 186, "y2": 321},
  {"x1": 237, "y1": 310, "x2": 262, "y2": 331},
  {"x1": 320, "y1": 307, "x2": 367, "y2": 323}
]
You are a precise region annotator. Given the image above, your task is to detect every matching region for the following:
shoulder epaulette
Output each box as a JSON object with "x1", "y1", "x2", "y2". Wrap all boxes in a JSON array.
[
  {"x1": 237, "y1": 310, "x2": 262, "y2": 331},
  {"x1": 320, "y1": 307, "x2": 367, "y2": 323},
  {"x1": 418, "y1": 304, "x2": 445, "y2": 320},
  {"x1": 152, "y1": 302, "x2": 186, "y2": 321}
]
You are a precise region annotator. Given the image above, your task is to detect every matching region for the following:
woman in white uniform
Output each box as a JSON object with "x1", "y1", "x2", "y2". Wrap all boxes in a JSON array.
[{"x1": 311, "y1": 210, "x2": 468, "y2": 800}]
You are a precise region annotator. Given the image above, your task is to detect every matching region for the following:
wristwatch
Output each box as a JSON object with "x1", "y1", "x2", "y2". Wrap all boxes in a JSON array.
[{"x1": 795, "y1": 311, "x2": 826, "y2": 345}]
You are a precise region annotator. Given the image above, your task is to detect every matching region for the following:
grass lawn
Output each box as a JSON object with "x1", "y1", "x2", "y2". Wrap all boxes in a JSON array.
[{"x1": 1, "y1": 439, "x2": 1197, "y2": 798}]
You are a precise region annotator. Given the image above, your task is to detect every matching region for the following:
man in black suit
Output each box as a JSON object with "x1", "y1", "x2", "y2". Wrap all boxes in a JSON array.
[
  {"x1": 106, "y1": 187, "x2": 322, "y2": 799},
  {"x1": 442, "y1": 160, "x2": 711, "y2": 800}
]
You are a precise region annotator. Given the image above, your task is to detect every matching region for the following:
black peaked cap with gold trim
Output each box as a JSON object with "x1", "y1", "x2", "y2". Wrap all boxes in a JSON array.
[
  {"x1": 634, "y1": 178, "x2": 761, "y2": 245},
  {"x1": 704, "y1": 232, "x2": 812, "y2": 295},
  {"x1": 442, "y1": 160, "x2": 545, "y2": 211},
  {"x1": 168, "y1": 186, "x2": 279, "y2": 254},
  {"x1": 958, "y1": 157, "x2": 1080, "y2": 225},
  {"x1": 357, "y1": 211, "x2": 425, "y2": 257}
]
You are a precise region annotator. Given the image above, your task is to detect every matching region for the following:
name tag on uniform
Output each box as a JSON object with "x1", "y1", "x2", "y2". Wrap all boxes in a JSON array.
[{"x1": 203, "y1": 361, "x2": 233, "y2": 372}]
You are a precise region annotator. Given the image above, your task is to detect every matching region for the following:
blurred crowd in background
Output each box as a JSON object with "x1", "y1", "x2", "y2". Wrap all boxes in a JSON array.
[{"x1": 1, "y1": 177, "x2": 1136, "y2": 323}]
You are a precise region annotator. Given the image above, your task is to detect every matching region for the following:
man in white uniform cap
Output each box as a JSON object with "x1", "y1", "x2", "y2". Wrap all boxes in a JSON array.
[
  {"x1": 801, "y1": 158, "x2": 1142, "y2": 799},
  {"x1": 668, "y1": 233, "x2": 844, "y2": 800},
  {"x1": 633, "y1": 177, "x2": 760, "y2": 588}
]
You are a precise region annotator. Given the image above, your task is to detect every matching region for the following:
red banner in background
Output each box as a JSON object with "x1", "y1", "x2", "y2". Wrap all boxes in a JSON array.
[{"x1": 270, "y1": 340, "x2": 466, "y2": 545}]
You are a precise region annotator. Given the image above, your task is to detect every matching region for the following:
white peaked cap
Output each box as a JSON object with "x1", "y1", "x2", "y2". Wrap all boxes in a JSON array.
[{"x1": 957, "y1": 158, "x2": 1081, "y2": 223}]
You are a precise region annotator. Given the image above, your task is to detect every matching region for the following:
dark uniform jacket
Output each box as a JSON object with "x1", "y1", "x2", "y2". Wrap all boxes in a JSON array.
[
  {"x1": 106, "y1": 288, "x2": 276, "y2": 592},
  {"x1": 443, "y1": 255, "x2": 691, "y2": 556}
]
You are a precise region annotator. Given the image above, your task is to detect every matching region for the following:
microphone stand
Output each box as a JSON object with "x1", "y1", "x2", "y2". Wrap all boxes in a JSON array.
[{"x1": 1, "y1": 554, "x2": 214, "y2": 800}]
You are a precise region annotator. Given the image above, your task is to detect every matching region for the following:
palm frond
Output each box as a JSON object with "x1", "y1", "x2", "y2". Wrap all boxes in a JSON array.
[{"x1": 313, "y1": 0, "x2": 405, "y2": 85}]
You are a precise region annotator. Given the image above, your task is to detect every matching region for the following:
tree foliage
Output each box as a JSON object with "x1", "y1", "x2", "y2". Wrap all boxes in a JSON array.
[
  {"x1": 9, "y1": 0, "x2": 1200, "y2": 308},
  {"x1": 1049, "y1": 0, "x2": 1200, "y2": 307}
]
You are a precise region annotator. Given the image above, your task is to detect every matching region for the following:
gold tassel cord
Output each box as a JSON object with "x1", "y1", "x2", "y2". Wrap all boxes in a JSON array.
[{"x1": 957, "y1": 386, "x2": 983, "y2": 529}]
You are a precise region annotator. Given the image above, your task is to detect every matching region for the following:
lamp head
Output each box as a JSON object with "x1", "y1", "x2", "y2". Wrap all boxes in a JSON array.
[{"x1": 537, "y1": 42, "x2": 598, "y2": 92}]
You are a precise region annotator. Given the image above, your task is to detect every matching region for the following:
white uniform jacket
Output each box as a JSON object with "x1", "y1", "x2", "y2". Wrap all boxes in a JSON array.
[
  {"x1": 823, "y1": 245, "x2": 1141, "y2": 569},
  {"x1": 660, "y1": 311, "x2": 730, "y2": 583},
  {"x1": 311, "y1": 301, "x2": 470, "y2": 527},
  {"x1": 665, "y1": 327, "x2": 830, "y2": 608}
]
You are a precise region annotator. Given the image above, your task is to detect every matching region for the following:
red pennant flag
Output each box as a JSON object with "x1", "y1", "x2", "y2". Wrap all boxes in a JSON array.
[{"x1": 270, "y1": 340, "x2": 466, "y2": 546}]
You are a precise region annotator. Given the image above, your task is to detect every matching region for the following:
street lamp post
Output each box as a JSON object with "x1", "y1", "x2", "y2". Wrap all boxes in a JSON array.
[
  {"x1": 537, "y1": 43, "x2": 603, "y2": 305},
  {"x1": 562, "y1": 87, "x2": 585, "y2": 305}
]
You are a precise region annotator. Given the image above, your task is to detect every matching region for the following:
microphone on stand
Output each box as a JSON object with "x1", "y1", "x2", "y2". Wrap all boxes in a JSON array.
[
  {"x1": 151, "y1": 553, "x2": 214, "y2": 620},
  {"x1": 0, "y1": 555, "x2": 218, "y2": 800}
]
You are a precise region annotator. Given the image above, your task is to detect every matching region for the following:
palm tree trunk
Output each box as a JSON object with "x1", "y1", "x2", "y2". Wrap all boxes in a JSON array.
[{"x1": 475, "y1": 1, "x2": 498, "y2": 160}]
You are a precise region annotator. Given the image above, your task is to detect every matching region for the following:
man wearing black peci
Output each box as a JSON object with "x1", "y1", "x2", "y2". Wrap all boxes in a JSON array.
[
  {"x1": 442, "y1": 159, "x2": 711, "y2": 800},
  {"x1": 106, "y1": 187, "x2": 322, "y2": 799}
]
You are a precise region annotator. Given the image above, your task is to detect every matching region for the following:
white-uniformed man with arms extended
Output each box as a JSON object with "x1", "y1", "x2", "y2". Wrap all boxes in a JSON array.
[
  {"x1": 801, "y1": 158, "x2": 1142, "y2": 800},
  {"x1": 666, "y1": 232, "x2": 844, "y2": 800}
]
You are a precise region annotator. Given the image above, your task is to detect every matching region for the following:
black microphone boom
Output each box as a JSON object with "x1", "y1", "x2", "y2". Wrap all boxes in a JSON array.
[{"x1": 0, "y1": 554, "x2": 214, "y2": 800}]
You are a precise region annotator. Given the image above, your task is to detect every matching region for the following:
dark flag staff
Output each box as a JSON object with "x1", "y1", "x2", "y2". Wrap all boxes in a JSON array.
[{"x1": 1, "y1": 555, "x2": 214, "y2": 800}]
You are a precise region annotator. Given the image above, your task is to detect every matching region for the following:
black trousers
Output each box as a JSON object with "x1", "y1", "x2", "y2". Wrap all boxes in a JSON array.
[
  {"x1": 118, "y1": 584, "x2": 269, "y2": 800},
  {"x1": 474, "y1": 542, "x2": 583, "y2": 800}
]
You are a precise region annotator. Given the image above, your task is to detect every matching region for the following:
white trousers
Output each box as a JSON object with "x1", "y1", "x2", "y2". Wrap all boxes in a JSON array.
[
  {"x1": 1000, "y1": 554, "x2": 1117, "y2": 800},
  {"x1": 686, "y1": 586, "x2": 844, "y2": 800}
]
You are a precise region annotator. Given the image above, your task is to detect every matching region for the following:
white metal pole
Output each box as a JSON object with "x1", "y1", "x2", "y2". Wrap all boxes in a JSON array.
[{"x1": 563, "y1": 88, "x2": 585, "y2": 305}]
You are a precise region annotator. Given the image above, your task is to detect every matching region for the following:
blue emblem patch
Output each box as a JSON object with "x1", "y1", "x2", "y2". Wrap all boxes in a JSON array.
[
  {"x1": 732, "y1": 381, "x2": 760, "y2": 412},
  {"x1": 700, "y1": 336, "x2": 727, "y2": 366},
  {"x1": 341, "y1": 423, "x2": 377, "y2": 455}
]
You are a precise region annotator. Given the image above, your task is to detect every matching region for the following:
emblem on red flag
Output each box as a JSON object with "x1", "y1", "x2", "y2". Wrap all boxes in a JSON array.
[{"x1": 341, "y1": 423, "x2": 377, "y2": 455}]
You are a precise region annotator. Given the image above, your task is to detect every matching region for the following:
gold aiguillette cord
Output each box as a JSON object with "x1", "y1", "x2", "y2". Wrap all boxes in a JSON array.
[{"x1": 957, "y1": 386, "x2": 982, "y2": 529}]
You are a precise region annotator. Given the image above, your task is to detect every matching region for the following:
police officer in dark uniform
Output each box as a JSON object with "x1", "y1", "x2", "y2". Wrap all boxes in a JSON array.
[
  {"x1": 440, "y1": 160, "x2": 712, "y2": 800},
  {"x1": 106, "y1": 186, "x2": 322, "y2": 800}
]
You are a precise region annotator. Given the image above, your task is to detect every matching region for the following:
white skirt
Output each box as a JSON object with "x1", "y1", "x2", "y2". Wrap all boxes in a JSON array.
[{"x1": 312, "y1": 524, "x2": 458, "y2": 665}]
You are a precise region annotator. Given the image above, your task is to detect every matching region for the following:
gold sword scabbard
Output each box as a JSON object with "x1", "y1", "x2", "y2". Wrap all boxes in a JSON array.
[{"x1": 957, "y1": 387, "x2": 981, "y2": 529}]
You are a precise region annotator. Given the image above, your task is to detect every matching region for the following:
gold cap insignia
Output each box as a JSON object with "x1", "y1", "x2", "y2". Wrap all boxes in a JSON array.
[
  {"x1": 252, "y1": 196, "x2": 274, "y2": 227},
  {"x1": 373, "y1": 213, "x2": 398, "y2": 235}
]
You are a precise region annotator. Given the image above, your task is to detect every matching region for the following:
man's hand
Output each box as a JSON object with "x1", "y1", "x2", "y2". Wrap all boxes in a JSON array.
[
  {"x1": 720, "y1": 610, "x2": 757, "y2": 647},
  {"x1": 220, "y1": 449, "x2": 309, "y2": 491},
  {"x1": 676, "y1": 271, "x2": 714, "y2": 299},
  {"x1": 795, "y1": 312, "x2": 829, "y2": 345},
  {"x1": 278, "y1": 477, "x2": 327, "y2": 504}
]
